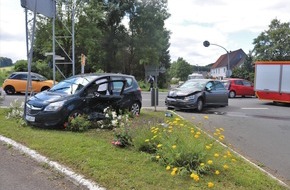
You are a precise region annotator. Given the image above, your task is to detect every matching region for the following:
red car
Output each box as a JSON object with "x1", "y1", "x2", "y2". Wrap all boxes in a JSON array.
[{"x1": 222, "y1": 78, "x2": 255, "y2": 98}]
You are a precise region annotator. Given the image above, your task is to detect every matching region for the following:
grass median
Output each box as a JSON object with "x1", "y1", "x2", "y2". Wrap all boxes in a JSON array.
[{"x1": 0, "y1": 108, "x2": 288, "y2": 190}]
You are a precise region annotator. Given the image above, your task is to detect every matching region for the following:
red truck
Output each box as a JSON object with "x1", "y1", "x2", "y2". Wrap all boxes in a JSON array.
[{"x1": 254, "y1": 61, "x2": 290, "y2": 103}]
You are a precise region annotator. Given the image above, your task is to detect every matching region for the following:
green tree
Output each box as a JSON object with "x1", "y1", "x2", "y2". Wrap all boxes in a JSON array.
[
  {"x1": 0, "y1": 57, "x2": 13, "y2": 67},
  {"x1": 252, "y1": 19, "x2": 290, "y2": 61},
  {"x1": 232, "y1": 52, "x2": 254, "y2": 82},
  {"x1": 169, "y1": 58, "x2": 193, "y2": 81},
  {"x1": 127, "y1": 0, "x2": 171, "y2": 80}
]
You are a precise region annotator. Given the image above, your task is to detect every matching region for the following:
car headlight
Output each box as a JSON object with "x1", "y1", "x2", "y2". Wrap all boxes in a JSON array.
[
  {"x1": 44, "y1": 101, "x2": 65, "y2": 111},
  {"x1": 185, "y1": 95, "x2": 195, "y2": 101}
]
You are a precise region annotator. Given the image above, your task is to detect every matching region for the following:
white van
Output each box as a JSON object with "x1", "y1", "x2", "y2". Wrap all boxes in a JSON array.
[{"x1": 188, "y1": 73, "x2": 204, "y2": 80}]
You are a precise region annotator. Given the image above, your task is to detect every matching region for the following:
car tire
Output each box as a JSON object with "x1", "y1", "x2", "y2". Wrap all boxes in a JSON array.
[
  {"x1": 4, "y1": 85, "x2": 15, "y2": 95},
  {"x1": 130, "y1": 102, "x2": 141, "y2": 116},
  {"x1": 196, "y1": 98, "x2": 203, "y2": 112},
  {"x1": 41, "y1": 86, "x2": 50, "y2": 91},
  {"x1": 229, "y1": 91, "x2": 236, "y2": 98}
]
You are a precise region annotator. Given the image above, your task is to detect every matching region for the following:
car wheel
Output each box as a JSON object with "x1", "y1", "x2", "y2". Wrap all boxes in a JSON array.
[
  {"x1": 130, "y1": 102, "x2": 141, "y2": 116},
  {"x1": 41, "y1": 86, "x2": 50, "y2": 91},
  {"x1": 196, "y1": 98, "x2": 203, "y2": 112},
  {"x1": 229, "y1": 91, "x2": 236, "y2": 98},
  {"x1": 4, "y1": 85, "x2": 15, "y2": 95}
]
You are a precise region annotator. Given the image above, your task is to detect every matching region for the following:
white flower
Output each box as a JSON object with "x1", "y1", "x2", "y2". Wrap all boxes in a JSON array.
[
  {"x1": 111, "y1": 120, "x2": 118, "y2": 127},
  {"x1": 112, "y1": 111, "x2": 117, "y2": 119}
]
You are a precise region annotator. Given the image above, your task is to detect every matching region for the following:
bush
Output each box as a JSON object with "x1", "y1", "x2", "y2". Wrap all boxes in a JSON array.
[{"x1": 65, "y1": 114, "x2": 91, "y2": 132}]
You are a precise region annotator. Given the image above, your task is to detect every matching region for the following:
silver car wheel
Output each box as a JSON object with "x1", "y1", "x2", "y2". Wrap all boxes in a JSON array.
[
  {"x1": 229, "y1": 91, "x2": 236, "y2": 98},
  {"x1": 196, "y1": 99, "x2": 203, "y2": 112},
  {"x1": 130, "y1": 102, "x2": 140, "y2": 115}
]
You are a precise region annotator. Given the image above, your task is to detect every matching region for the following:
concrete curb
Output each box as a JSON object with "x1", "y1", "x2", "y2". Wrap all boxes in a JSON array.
[{"x1": 0, "y1": 135, "x2": 106, "y2": 190}]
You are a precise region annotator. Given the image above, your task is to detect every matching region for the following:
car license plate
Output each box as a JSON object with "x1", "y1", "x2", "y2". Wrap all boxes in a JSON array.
[{"x1": 25, "y1": 115, "x2": 35, "y2": 122}]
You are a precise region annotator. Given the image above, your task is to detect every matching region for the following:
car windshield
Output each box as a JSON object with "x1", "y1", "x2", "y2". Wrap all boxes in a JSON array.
[
  {"x1": 49, "y1": 75, "x2": 98, "y2": 94},
  {"x1": 179, "y1": 80, "x2": 207, "y2": 90}
]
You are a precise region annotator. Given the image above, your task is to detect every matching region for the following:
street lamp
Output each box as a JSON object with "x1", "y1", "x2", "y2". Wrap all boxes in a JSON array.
[{"x1": 203, "y1": 40, "x2": 231, "y2": 77}]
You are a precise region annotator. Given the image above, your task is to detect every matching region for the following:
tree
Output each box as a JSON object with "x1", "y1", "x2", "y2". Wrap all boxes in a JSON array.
[
  {"x1": 252, "y1": 19, "x2": 290, "y2": 61},
  {"x1": 169, "y1": 57, "x2": 193, "y2": 81},
  {"x1": 0, "y1": 57, "x2": 13, "y2": 67},
  {"x1": 232, "y1": 51, "x2": 255, "y2": 82}
]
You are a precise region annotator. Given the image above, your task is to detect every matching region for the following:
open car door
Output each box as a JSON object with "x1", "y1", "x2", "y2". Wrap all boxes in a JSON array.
[{"x1": 83, "y1": 78, "x2": 126, "y2": 120}]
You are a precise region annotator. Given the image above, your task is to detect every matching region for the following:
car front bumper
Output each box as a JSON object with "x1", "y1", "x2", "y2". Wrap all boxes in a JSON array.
[{"x1": 165, "y1": 97, "x2": 198, "y2": 110}]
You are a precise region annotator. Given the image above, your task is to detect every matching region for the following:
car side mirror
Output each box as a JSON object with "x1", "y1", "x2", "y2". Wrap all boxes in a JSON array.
[{"x1": 205, "y1": 86, "x2": 212, "y2": 91}]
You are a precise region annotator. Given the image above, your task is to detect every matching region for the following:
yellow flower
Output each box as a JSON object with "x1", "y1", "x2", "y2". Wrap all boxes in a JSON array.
[
  {"x1": 207, "y1": 160, "x2": 213, "y2": 165},
  {"x1": 190, "y1": 173, "x2": 200, "y2": 182},
  {"x1": 194, "y1": 134, "x2": 199, "y2": 138},
  {"x1": 200, "y1": 163, "x2": 205, "y2": 167},
  {"x1": 168, "y1": 130, "x2": 172, "y2": 133},
  {"x1": 145, "y1": 139, "x2": 150, "y2": 142},
  {"x1": 180, "y1": 123, "x2": 184, "y2": 127},
  {"x1": 232, "y1": 158, "x2": 237, "y2": 162},
  {"x1": 204, "y1": 115, "x2": 209, "y2": 119},
  {"x1": 208, "y1": 182, "x2": 214, "y2": 188},
  {"x1": 172, "y1": 145, "x2": 177, "y2": 149},
  {"x1": 156, "y1": 155, "x2": 160, "y2": 159},
  {"x1": 175, "y1": 118, "x2": 181, "y2": 121},
  {"x1": 171, "y1": 170, "x2": 176, "y2": 176},
  {"x1": 157, "y1": 144, "x2": 162, "y2": 148},
  {"x1": 215, "y1": 170, "x2": 220, "y2": 175},
  {"x1": 219, "y1": 127, "x2": 224, "y2": 131},
  {"x1": 196, "y1": 131, "x2": 201, "y2": 135},
  {"x1": 172, "y1": 167, "x2": 178, "y2": 171},
  {"x1": 166, "y1": 166, "x2": 171, "y2": 170},
  {"x1": 191, "y1": 130, "x2": 195, "y2": 134},
  {"x1": 206, "y1": 145, "x2": 211, "y2": 150},
  {"x1": 219, "y1": 135, "x2": 225, "y2": 140},
  {"x1": 214, "y1": 153, "x2": 219, "y2": 157},
  {"x1": 223, "y1": 164, "x2": 229, "y2": 170}
]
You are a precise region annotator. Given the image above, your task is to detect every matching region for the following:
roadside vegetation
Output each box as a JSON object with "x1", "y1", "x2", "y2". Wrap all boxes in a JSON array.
[{"x1": 0, "y1": 103, "x2": 288, "y2": 190}]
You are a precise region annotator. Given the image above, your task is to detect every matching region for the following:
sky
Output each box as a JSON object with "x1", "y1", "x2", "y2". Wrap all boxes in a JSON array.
[{"x1": 1, "y1": 0, "x2": 290, "y2": 66}]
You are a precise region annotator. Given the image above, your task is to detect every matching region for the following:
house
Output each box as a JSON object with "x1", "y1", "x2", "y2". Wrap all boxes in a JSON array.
[{"x1": 210, "y1": 49, "x2": 247, "y2": 79}]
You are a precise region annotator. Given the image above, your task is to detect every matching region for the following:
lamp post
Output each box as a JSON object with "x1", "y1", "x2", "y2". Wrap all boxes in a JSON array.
[{"x1": 203, "y1": 40, "x2": 231, "y2": 77}]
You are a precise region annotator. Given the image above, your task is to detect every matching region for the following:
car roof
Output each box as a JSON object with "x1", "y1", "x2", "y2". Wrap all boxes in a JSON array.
[
  {"x1": 72, "y1": 73, "x2": 135, "y2": 78},
  {"x1": 187, "y1": 79, "x2": 219, "y2": 82}
]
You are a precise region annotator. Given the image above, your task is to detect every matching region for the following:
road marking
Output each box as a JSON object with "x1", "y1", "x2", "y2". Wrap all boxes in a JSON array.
[{"x1": 241, "y1": 108, "x2": 268, "y2": 110}]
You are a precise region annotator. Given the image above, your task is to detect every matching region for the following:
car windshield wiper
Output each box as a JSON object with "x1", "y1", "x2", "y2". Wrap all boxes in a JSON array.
[{"x1": 49, "y1": 87, "x2": 70, "y2": 92}]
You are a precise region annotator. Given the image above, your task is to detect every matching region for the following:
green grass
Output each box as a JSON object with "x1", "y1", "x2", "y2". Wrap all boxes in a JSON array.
[{"x1": 0, "y1": 108, "x2": 288, "y2": 190}]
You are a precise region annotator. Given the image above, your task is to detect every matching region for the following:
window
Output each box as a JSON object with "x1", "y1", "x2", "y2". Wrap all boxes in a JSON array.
[{"x1": 234, "y1": 80, "x2": 243, "y2": 85}]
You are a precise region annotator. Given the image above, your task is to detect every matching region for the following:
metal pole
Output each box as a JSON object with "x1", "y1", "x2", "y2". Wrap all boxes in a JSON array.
[
  {"x1": 210, "y1": 43, "x2": 230, "y2": 77},
  {"x1": 72, "y1": 0, "x2": 75, "y2": 75},
  {"x1": 53, "y1": 11, "x2": 56, "y2": 84}
]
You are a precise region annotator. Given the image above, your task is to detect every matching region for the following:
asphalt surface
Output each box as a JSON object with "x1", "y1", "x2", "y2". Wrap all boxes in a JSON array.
[{"x1": 0, "y1": 142, "x2": 89, "y2": 190}]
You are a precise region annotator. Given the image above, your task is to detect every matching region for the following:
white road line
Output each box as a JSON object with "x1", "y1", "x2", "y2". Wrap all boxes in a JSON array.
[{"x1": 241, "y1": 108, "x2": 268, "y2": 110}]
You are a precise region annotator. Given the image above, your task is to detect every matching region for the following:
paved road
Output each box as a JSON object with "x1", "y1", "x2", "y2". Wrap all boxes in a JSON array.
[{"x1": 0, "y1": 142, "x2": 89, "y2": 190}]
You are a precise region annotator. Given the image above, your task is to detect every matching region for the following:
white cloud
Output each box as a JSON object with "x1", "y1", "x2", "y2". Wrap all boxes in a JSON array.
[
  {"x1": 0, "y1": 0, "x2": 26, "y2": 63},
  {"x1": 0, "y1": 0, "x2": 290, "y2": 66}
]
